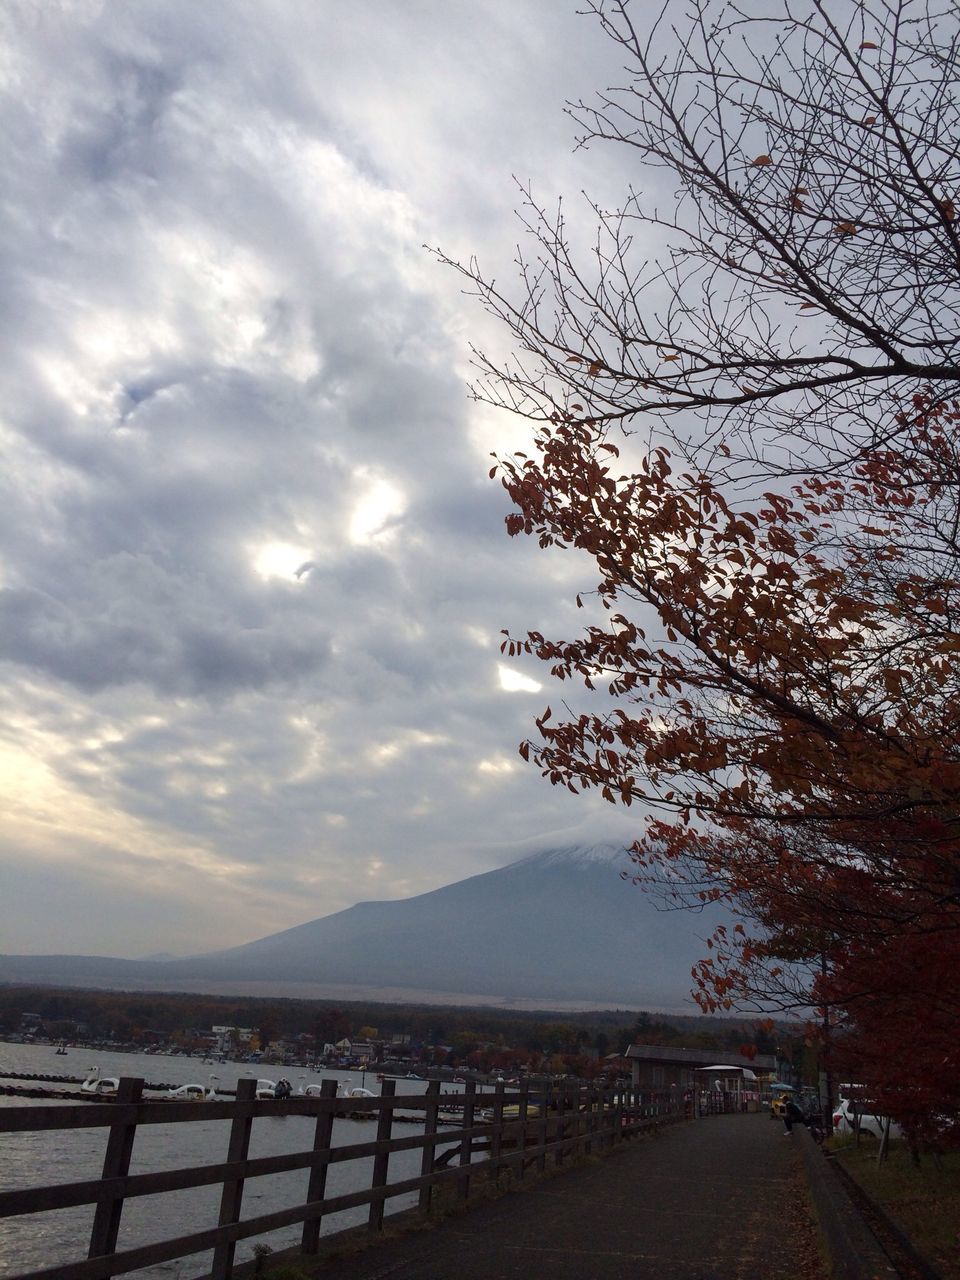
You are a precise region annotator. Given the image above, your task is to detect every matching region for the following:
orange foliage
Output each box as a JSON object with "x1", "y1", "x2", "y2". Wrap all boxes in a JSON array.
[{"x1": 496, "y1": 394, "x2": 960, "y2": 1136}]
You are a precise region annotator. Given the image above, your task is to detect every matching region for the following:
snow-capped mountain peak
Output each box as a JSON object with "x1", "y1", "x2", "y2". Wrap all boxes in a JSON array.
[{"x1": 517, "y1": 841, "x2": 635, "y2": 871}]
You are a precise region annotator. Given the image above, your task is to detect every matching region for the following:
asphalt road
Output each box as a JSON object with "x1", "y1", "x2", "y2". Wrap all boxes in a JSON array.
[{"x1": 299, "y1": 1112, "x2": 824, "y2": 1280}]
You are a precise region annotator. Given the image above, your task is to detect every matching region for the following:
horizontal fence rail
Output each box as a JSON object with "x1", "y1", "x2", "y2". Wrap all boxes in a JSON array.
[{"x1": 0, "y1": 1076, "x2": 685, "y2": 1280}]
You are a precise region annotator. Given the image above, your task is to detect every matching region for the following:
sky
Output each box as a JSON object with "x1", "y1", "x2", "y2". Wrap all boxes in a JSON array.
[{"x1": 0, "y1": 0, "x2": 655, "y2": 957}]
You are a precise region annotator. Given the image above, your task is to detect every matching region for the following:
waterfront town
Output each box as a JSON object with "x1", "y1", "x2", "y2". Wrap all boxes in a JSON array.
[{"x1": 0, "y1": 988, "x2": 798, "y2": 1095}]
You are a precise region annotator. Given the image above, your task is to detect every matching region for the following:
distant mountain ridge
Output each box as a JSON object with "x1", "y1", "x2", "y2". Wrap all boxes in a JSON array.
[{"x1": 0, "y1": 842, "x2": 725, "y2": 1010}]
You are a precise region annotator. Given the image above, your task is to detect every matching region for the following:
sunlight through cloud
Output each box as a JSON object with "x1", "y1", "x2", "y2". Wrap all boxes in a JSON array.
[
  {"x1": 349, "y1": 472, "x2": 406, "y2": 546},
  {"x1": 497, "y1": 663, "x2": 542, "y2": 693},
  {"x1": 250, "y1": 541, "x2": 312, "y2": 581}
]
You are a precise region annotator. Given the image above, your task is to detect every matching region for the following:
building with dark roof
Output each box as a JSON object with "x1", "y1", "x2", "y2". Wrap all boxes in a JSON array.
[{"x1": 626, "y1": 1043, "x2": 777, "y2": 1092}]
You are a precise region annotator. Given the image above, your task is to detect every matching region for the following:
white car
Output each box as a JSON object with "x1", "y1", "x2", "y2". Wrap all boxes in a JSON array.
[{"x1": 832, "y1": 1098, "x2": 903, "y2": 1140}]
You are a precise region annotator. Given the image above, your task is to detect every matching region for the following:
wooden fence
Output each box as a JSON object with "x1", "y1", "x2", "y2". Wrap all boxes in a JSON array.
[{"x1": 0, "y1": 1076, "x2": 684, "y2": 1280}]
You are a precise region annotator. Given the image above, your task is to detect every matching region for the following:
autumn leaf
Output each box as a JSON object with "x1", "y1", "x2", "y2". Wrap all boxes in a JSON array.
[
  {"x1": 939, "y1": 198, "x2": 956, "y2": 222},
  {"x1": 834, "y1": 221, "x2": 858, "y2": 235},
  {"x1": 752, "y1": 154, "x2": 772, "y2": 167},
  {"x1": 860, "y1": 40, "x2": 878, "y2": 49}
]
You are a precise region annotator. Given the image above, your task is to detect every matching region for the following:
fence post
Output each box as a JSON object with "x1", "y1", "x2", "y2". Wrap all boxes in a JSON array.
[
  {"x1": 537, "y1": 1083, "x2": 551, "y2": 1174},
  {"x1": 301, "y1": 1079, "x2": 339, "y2": 1254},
  {"x1": 555, "y1": 1083, "x2": 568, "y2": 1167},
  {"x1": 211, "y1": 1077, "x2": 257, "y2": 1280},
  {"x1": 368, "y1": 1079, "x2": 395, "y2": 1234},
  {"x1": 414, "y1": 1075, "x2": 442, "y2": 1213},
  {"x1": 88, "y1": 1076, "x2": 143, "y2": 1265},
  {"x1": 583, "y1": 1084, "x2": 594, "y2": 1157},
  {"x1": 418, "y1": 1080, "x2": 441, "y2": 1215},
  {"x1": 457, "y1": 1081, "x2": 476, "y2": 1203},
  {"x1": 517, "y1": 1078, "x2": 530, "y2": 1180},
  {"x1": 571, "y1": 1083, "x2": 582, "y2": 1160},
  {"x1": 489, "y1": 1080, "x2": 505, "y2": 1186}
]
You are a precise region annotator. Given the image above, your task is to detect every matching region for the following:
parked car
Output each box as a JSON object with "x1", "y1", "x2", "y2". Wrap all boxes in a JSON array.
[{"x1": 832, "y1": 1098, "x2": 903, "y2": 1140}]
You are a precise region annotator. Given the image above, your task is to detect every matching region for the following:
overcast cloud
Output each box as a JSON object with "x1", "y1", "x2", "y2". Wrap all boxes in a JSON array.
[{"x1": 0, "y1": 0, "x2": 651, "y2": 956}]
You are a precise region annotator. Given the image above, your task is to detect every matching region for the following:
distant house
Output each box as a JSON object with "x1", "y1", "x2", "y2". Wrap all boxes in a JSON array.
[
  {"x1": 212, "y1": 1026, "x2": 255, "y2": 1054},
  {"x1": 348, "y1": 1040, "x2": 376, "y2": 1064},
  {"x1": 332, "y1": 1037, "x2": 376, "y2": 1063},
  {"x1": 385, "y1": 1037, "x2": 413, "y2": 1062},
  {"x1": 626, "y1": 1044, "x2": 776, "y2": 1092}
]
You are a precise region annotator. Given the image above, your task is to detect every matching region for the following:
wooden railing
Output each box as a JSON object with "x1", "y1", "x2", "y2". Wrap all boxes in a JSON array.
[{"x1": 0, "y1": 1076, "x2": 684, "y2": 1280}]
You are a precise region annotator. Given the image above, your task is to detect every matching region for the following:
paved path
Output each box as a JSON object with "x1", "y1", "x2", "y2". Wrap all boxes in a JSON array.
[{"x1": 305, "y1": 1113, "x2": 824, "y2": 1280}]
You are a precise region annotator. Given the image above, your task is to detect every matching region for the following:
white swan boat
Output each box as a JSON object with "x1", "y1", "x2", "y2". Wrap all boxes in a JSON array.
[
  {"x1": 80, "y1": 1066, "x2": 120, "y2": 1096},
  {"x1": 296, "y1": 1076, "x2": 327, "y2": 1097},
  {"x1": 166, "y1": 1075, "x2": 219, "y2": 1101}
]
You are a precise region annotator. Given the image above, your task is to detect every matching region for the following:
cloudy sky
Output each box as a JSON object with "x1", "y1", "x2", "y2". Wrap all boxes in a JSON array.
[{"x1": 0, "y1": 0, "x2": 653, "y2": 957}]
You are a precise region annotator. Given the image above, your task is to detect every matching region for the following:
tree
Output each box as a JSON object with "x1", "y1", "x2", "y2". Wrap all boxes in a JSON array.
[
  {"x1": 442, "y1": 0, "x2": 960, "y2": 477},
  {"x1": 442, "y1": 0, "x2": 960, "y2": 1137}
]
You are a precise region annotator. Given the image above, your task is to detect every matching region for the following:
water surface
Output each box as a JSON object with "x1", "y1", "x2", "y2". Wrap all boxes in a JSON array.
[{"x1": 0, "y1": 1043, "x2": 470, "y2": 1278}]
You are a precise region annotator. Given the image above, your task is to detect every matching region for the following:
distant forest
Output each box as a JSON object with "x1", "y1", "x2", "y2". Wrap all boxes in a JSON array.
[{"x1": 0, "y1": 985, "x2": 782, "y2": 1058}]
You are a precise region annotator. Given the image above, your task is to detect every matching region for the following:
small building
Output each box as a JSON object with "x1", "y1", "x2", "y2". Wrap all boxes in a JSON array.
[
  {"x1": 348, "y1": 1039, "x2": 376, "y2": 1064},
  {"x1": 212, "y1": 1026, "x2": 255, "y2": 1055},
  {"x1": 626, "y1": 1044, "x2": 776, "y2": 1094},
  {"x1": 694, "y1": 1064, "x2": 763, "y2": 1112}
]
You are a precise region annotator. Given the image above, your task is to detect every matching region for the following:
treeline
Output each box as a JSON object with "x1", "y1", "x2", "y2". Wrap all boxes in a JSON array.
[{"x1": 0, "y1": 985, "x2": 780, "y2": 1057}]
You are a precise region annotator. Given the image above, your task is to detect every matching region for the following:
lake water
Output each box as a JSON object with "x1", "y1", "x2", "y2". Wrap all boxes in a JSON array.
[{"x1": 0, "y1": 1043, "x2": 471, "y2": 1279}]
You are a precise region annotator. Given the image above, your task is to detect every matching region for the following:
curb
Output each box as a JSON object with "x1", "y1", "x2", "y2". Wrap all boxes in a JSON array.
[{"x1": 795, "y1": 1127, "x2": 899, "y2": 1280}]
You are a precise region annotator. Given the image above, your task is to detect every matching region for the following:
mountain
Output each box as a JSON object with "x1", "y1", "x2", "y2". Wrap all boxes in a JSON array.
[{"x1": 0, "y1": 842, "x2": 727, "y2": 1010}]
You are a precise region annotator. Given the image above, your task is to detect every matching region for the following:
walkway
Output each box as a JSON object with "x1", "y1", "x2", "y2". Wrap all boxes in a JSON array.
[{"x1": 296, "y1": 1113, "x2": 826, "y2": 1280}]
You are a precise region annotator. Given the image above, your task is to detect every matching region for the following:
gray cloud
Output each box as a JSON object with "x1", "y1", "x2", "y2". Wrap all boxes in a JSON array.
[{"x1": 0, "y1": 0, "x2": 646, "y2": 956}]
